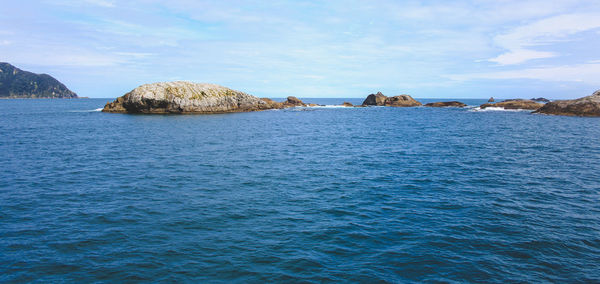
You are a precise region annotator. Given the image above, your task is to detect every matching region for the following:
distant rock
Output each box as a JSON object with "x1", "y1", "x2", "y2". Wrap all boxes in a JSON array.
[
  {"x1": 260, "y1": 98, "x2": 284, "y2": 109},
  {"x1": 530, "y1": 97, "x2": 550, "y2": 103},
  {"x1": 102, "y1": 81, "x2": 272, "y2": 114},
  {"x1": 534, "y1": 91, "x2": 600, "y2": 116},
  {"x1": 384, "y1": 95, "x2": 422, "y2": 107},
  {"x1": 488, "y1": 97, "x2": 495, "y2": 102},
  {"x1": 282, "y1": 96, "x2": 307, "y2": 107},
  {"x1": 362, "y1": 92, "x2": 387, "y2": 106},
  {"x1": 361, "y1": 92, "x2": 421, "y2": 107},
  {"x1": 341, "y1": 102, "x2": 353, "y2": 107},
  {"x1": 0, "y1": 62, "x2": 77, "y2": 98},
  {"x1": 424, "y1": 101, "x2": 467, "y2": 107},
  {"x1": 480, "y1": 99, "x2": 543, "y2": 110}
]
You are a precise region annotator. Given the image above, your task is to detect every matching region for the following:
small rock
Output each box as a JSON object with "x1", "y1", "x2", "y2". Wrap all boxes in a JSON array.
[
  {"x1": 424, "y1": 101, "x2": 467, "y2": 107},
  {"x1": 282, "y1": 96, "x2": 307, "y2": 107},
  {"x1": 479, "y1": 99, "x2": 543, "y2": 110}
]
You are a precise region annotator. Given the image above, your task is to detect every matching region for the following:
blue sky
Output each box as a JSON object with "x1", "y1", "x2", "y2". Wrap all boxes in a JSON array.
[{"x1": 1, "y1": 0, "x2": 600, "y2": 99}]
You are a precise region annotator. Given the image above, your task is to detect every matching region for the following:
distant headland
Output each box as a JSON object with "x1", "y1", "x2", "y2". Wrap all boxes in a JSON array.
[{"x1": 0, "y1": 62, "x2": 78, "y2": 99}]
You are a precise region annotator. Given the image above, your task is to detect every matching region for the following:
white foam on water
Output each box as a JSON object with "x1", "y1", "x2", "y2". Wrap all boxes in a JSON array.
[
  {"x1": 469, "y1": 107, "x2": 532, "y2": 112},
  {"x1": 68, "y1": 108, "x2": 104, "y2": 113},
  {"x1": 309, "y1": 105, "x2": 353, "y2": 108}
]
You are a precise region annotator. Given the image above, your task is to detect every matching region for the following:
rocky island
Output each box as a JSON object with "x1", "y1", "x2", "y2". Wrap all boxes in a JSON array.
[
  {"x1": 0, "y1": 62, "x2": 77, "y2": 99},
  {"x1": 361, "y1": 92, "x2": 421, "y2": 107},
  {"x1": 103, "y1": 81, "x2": 281, "y2": 114},
  {"x1": 480, "y1": 99, "x2": 543, "y2": 110},
  {"x1": 534, "y1": 90, "x2": 600, "y2": 116},
  {"x1": 424, "y1": 101, "x2": 467, "y2": 107}
]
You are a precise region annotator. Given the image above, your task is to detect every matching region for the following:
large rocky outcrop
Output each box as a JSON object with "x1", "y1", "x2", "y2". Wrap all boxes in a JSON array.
[
  {"x1": 362, "y1": 92, "x2": 387, "y2": 105},
  {"x1": 424, "y1": 101, "x2": 467, "y2": 107},
  {"x1": 534, "y1": 91, "x2": 600, "y2": 116},
  {"x1": 0, "y1": 62, "x2": 77, "y2": 98},
  {"x1": 362, "y1": 91, "x2": 421, "y2": 107},
  {"x1": 480, "y1": 99, "x2": 543, "y2": 110},
  {"x1": 102, "y1": 81, "x2": 272, "y2": 114}
]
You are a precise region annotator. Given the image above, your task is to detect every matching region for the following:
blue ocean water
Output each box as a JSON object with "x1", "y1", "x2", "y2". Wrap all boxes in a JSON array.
[{"x1": 1, "y1": 98, "x2": 599, "y2": 282}]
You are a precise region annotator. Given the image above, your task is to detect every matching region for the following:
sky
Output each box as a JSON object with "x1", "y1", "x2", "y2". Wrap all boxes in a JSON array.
[{"x1": 1, "y1": 0, "x2": 600, "y2": 99}]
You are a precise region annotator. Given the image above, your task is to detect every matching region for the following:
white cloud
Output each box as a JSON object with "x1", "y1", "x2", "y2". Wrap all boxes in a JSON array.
[
  {"x1": 84, "y1": 0, "x2": 114, "y2": 7},
  {"x1": 489, "y1": 49, "x2": 556, "y2": 65},
  {"x1": 490, "y1": 13, "x2": 600, "y2": 65},
  {"x1": 447, "y1": 63, "x2": 600, "y2": 84}
]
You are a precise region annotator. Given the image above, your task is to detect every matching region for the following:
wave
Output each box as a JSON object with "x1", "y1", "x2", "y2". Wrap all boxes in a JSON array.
[
  {"x1": 68, "y1": 108, "x2": 103, "y2": 113},
  {"x1": 469, "y1": 107, "x2": 533, "y2": 112},
  {"x1": 308, "y1": 105, "x2": 354, "y2": 108}
]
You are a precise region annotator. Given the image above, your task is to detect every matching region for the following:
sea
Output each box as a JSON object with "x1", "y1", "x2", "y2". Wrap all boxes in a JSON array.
[{"x1": 1, "y1": 98, "x2": 599, "y2": 282}]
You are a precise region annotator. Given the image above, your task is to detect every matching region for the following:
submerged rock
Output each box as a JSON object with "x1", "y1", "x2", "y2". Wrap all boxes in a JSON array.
[
  {"x1": 534, "y1": 91, "x2": 600, "y2": 116},
  {"x1": 361, "y1": 92, "x2": 421, "y2": 107},
  {"x1": 102, "y1": 81, "x2": 272, "y2": 114},
  {"x1": 424, "y1": 101, "x2": 467, "y2": 107},
  {"x1": 479, "y1": 99, "x2": 543, "y2": 110}
]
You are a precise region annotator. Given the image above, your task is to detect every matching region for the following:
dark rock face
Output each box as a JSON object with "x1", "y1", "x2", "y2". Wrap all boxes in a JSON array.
[
  {"x1": 282, "y1": 96, "x2": 307, "y2": 107},
  {"x1": 480, "y1": 99, "x2": 543, "y2": 110},
  {"x1": 362, "y1": 92, "x2": 421, "y2": 107},
  {"x1": 488, "y1": 97, "x2": 495, "y2": 102},
  {"x1": 534, "y1": 91, "x2": 600, "y2": 116},
  {"x1": 530, "y1": 97, "x2": 550, "y2": 102},
  {"x1": 341, "y1": 102, "x2": 353, "y2": 107},
  {"x1": 362, "y1": 92, "x2": 387, "y2": 106},
  {"x1": 424, "y1": 101, "x2": 467, "y2": 107},
  {"x1": 0, "y1": 62, "x2": 77, "y2": 98}
]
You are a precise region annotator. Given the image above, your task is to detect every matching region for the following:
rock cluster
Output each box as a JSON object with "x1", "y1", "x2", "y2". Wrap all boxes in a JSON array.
[
  {"x1": 424, "y1": 101, "x2": 467, "y2": 107},
  {"x1": 361, "y1": 91, "x2": 421, "y2": 107},
  {"x1": 480, "y1": 99, "x2": 543, "y2": 110},
  {"x1": 488, "y1": 97, "x2": 495, "y2": 102},
  {"x1": 534, "y1": 91, "x2": 600, "y2": 116},
  {"x1": 104, "y1": 82, "x2": 599, "y2": 117}
]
